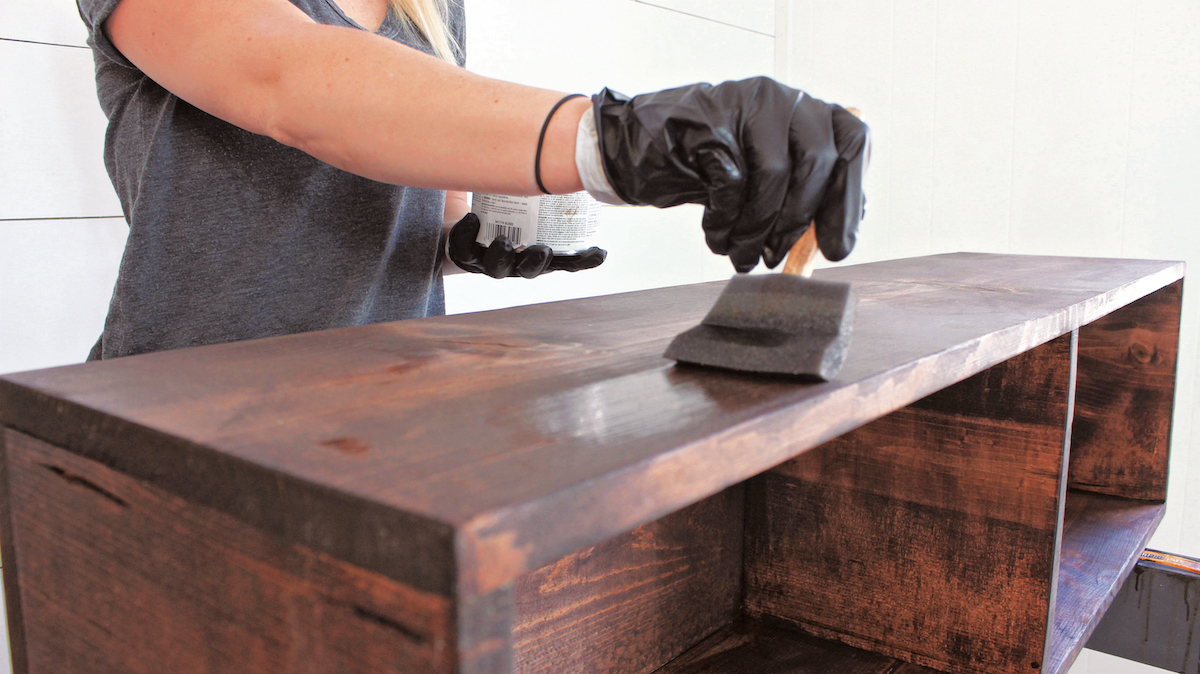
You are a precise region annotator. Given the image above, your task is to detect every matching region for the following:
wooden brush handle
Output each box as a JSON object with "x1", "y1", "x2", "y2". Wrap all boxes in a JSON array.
[{"x1": 782, "y1": 224, "x2": 820, "y2": 277}]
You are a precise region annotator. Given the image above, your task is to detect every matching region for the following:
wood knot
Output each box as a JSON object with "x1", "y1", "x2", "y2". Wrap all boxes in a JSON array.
[
  {"x1": 320, "y1": 437, "x2": 369, "y2": 456},
  {"x1": 1128, "y1": 341, "x2": 1156, "y2": 365}
]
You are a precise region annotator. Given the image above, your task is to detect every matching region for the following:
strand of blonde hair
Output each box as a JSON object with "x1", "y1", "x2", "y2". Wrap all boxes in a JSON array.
[{"x1": 389, "y1": 0, "x2": 460, "y2": 64}]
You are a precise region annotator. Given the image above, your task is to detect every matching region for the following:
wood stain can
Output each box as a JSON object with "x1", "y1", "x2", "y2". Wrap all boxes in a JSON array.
[{"x1": 473, "y1": 192, "x2": 601, "y2": 254}]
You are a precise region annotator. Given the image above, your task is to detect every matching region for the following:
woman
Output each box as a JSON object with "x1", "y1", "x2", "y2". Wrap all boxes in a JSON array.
[{"x1": 77, "y1": 0, "x2": 869, "y2": 359}]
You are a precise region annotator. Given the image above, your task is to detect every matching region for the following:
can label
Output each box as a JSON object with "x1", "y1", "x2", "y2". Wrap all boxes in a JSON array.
[{"x1": 473, "y1": 192, "x2": 601, "y2": 254}]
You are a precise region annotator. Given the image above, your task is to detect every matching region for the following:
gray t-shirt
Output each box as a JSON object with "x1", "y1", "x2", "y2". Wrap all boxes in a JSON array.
[{"x1": 77, "y1": 0, "x2": 466, "y2": 359}]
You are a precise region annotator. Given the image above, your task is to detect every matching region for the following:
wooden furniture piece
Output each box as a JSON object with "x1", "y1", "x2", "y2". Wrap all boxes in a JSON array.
[{"x1": 0, "y1": 253, "x2": 1184, "y2": 674}]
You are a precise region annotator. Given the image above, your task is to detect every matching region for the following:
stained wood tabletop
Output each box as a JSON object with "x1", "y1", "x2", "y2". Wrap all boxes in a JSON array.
[{"x1": 0, "y1": 253, "x2": 1184, "y2": 599}]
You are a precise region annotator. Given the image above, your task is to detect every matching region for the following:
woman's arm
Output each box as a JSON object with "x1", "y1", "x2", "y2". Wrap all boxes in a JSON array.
[{"x1": 105, "y1": 0, "x2": 587, "y2": 195}]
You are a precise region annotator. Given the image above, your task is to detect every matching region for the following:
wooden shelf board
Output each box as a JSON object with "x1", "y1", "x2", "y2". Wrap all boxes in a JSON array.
[
  {"x1": 1045, "y1": 490, "x2": 1165, "y2": 674},
  {"x1": 0, "y1": 255, "x2": 1182, "y2": 596},
  {"x1": 654, "y1": 617, "x2": 936, "y2": 674}
]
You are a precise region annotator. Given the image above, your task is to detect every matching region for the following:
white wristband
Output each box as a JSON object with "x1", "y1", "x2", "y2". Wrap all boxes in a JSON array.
[{"x1": 575, "y1": 105, "x2": 627, "y2": 205}]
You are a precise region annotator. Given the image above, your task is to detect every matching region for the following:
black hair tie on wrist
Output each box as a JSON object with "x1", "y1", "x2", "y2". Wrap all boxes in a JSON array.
[{"x1": 535, "y1": 93, "x2": 587, "y2": 195}]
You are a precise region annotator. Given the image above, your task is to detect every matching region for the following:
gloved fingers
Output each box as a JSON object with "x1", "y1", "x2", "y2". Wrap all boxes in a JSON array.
[
  {"x1": 762, "y1": 95, "x2": 840, "y2": 268},
  {"x1": 721, "y1": 234, "x2": 768, "y2": 273},
  {"x1": 695, "y1": 145, "x2": 747, "y2": 258},
  {"x1": 762, "y1": 222, "x2": 815, "y2": 270},
  {"x1": 514, "y1": 245, "x2": 555, "y2": 279},
  {"x1": 482, "y1": 236, "x2": 518, "y2": 279},
  {"x1": 813, "y1": 105, "x2": 870, "y2": 262},
  {"x1": 446, "y1": 213, "x2": 488, "y2": 274},
  {"x1": 548, "y1": 246, "x2": 608, "y2": 272},
  {"x1": 730, "y1": 82, "x2": 804, "y2": 270}
]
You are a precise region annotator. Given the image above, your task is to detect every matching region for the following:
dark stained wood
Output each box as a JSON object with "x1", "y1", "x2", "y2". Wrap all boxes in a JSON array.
[
  {"x1": 513, "y1": 487, "x2": 743, "y2": 674},
  {"x1": 457, "y1": 585, "x2": 515, "y2": 674},
  {"x1": 744, "y1": 334, "x2": 1076, "y2": 674},
  {"x1": 654, "y1": 617, "x2": 937, "y2": 674},
  {"x1": 1044, "y1": 491, "x2": 1166, "y2": 674},
  {"x1": 0, "y1": 253, "x2": 1185, "y2": 674},
  {"x1": 1070, "y1": 280, "x2": 1183, "y2": 500},
  {"x1": 4, "y1": 429, "x2": 456, "y2": 674},
  {"x1": 0, "y1": 254, "x2": 1181, "y2": 601},
  {"x1": 0, "y1": 429, "x2": 30, "y2": 674}
]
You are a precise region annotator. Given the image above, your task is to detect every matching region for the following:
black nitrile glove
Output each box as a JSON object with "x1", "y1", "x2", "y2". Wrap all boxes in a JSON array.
[
  {"x1": 446, "y1": 213, "x2": 607, "y2": 279},
  {"x1": 592, "y1": 77, "x2": 869, "y2": 272}
]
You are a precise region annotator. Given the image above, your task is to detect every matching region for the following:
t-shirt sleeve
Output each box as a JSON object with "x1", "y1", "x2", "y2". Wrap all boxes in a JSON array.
[{"x1": 76, "y1": 0, "x2": 137, "y2": 68}]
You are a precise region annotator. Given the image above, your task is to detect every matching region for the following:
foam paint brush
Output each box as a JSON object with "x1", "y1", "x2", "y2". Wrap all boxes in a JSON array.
[{"x1": 663, "y1": 225, "x2": 856, "y2": 380}]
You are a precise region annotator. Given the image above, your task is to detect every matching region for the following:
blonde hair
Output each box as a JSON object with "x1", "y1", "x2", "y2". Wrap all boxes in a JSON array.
[{"x1": 390, "y1": 0, "x2": 460, "y2": 64}]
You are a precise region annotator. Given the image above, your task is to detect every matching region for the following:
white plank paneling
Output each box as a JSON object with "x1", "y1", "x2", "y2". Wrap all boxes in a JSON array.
[
  {"x1": 1120, "y1": 0, "x2": 1200, "y2": 560},
  {"x1": 796, "y1": 0, "x2": 897, "y2": 268},
  {"x1": 1008, "y1": 0, "x2": 1136, "y2": 258},
  {"x1": 633, "y1": 0, "x2": 775, "y2": 35},
  {"x1": 0, "y1": 40, "x2": 122, "y2": 220},
  {"x1": 465, "y1": 0, "x2": 775, "y2": 96},
  {"x1": 928, "y1": 1, "x2": 1020, "y2": 255},
  {"x1": 0, "y1": 218, "x2": 128, "y2": 375},
  {"x1": 883, "y1": 0, "x2": 938, "y2": 260},
  {"x1": 1184, "y1": 328, "x2": 1200, "y2": 558},
  {"x1": 0, "y1": 0, "x2": 89, "y2": 47}
]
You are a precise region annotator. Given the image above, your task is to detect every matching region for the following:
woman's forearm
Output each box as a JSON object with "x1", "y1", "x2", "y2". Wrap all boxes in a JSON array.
[{"x1": 106, "y1": 0, "x2": 587, "y2": 195}]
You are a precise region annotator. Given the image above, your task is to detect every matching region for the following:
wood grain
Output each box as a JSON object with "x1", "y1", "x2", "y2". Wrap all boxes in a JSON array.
[
  {"x1": 4, "y1": 429, "x2": 455, "y2": 674},
  {"x1": 1070, "y1": 280, "x2": 1183, "y2": 500},
  {"x1": 655, "y1": 618, "x2": 937, "y2": 674},
  {"x1": 0, "y1": 255, "x2": 1182, "y2": 598},
  {"x1": 1044, "y1": 491, "x2": 1165, "y2": 674},
  {"x1": 745, "y1": 333, "x2": 1076, "y2": 674},
  {"x1": 0, "y1": 428, "x2": 30, "y2": 674},
  {"x1": 513, "y1": 487, "x2": 743, "y2": 674}
]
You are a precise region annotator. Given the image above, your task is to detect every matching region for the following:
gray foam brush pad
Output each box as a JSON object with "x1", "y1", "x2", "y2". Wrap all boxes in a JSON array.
[{"x1": 663, "y1": 274, "x2": 857, "y2": 380}]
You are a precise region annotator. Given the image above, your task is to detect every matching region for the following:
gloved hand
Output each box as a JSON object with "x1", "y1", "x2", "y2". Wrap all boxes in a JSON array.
[
  {"x1": 589, "y1": 77, "x2": 869, "y2": 272},
  {"x1": 446, "y1": 213, "x2": 607, "y2": 279}
]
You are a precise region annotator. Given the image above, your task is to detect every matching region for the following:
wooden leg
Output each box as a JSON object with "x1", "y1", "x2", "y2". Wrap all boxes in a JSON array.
[{"x1": 744, "y1": 333, "x2": 1076, "y2": 674}]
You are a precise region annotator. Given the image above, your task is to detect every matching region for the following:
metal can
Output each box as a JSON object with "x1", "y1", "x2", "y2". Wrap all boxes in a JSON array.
[{"x1": 473, "y1": 192, "x2": 602, "y2": 254}]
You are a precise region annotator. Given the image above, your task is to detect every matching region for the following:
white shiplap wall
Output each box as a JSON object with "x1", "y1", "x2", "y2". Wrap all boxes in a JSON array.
[
  {"x1": 0, "y1": 2, "x2": 1196, "y2": 674},
  {"x1": 0, "y1": 0, "x2": 125, "y2": 376}
]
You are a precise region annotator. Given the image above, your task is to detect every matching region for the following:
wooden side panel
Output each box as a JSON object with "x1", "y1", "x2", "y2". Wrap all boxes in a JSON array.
[
  {"x1": 3, "y1": 429, "x2": 455, "y2": 674},
  {"x1": 745, "y1": 334, "x2": 1076, "y2": 674},
  {"x1": 0, "y1": 428, "x2": 31, "y2": 674},
  {"x1": 1070, "y1": 280, "x2": 1182, "y2": 500},
  {"x1": 513, "y1": 487, "x2": 743, "y2": 674}
]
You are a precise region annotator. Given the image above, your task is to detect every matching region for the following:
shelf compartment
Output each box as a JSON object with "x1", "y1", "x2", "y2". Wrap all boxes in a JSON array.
[
  {"x1": 744, "y1": 334, "x2": 1076, "y2": 674},
  {"x1": 656, "y1": 617, "x2": 934, "y2": 674},
  {"x1": 1045, "y1": 491, "x2": 1165, "y2": 674}
]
